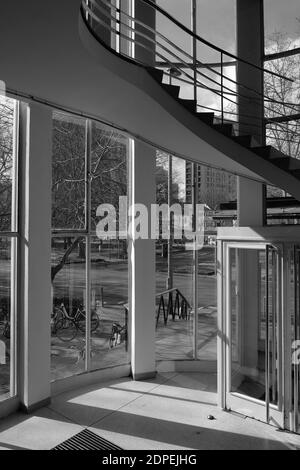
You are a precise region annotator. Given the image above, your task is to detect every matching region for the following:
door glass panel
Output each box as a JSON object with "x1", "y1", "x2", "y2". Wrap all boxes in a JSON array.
[
  {"x1": 266, "y1": 247, "x2": 279, "y2": 407},
  {"x1": 229, "y1": 247, "x2": 279, "y2": 406},
  {"x1": 293, "y1": 247, "x2": 300, "y2": 433}
]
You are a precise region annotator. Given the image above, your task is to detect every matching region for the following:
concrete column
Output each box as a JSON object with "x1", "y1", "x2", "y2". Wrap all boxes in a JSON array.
[
  {"x1": 237, "y1": 0, "x2": 264, "y2": 140},
  {"x1": 234, "y1": 2, "x2": 265, "y2": 398},
  {"x1": 236, "y1": 0, "x2": 265, "y2": 226},
  {"x1": 19, "y1": 102, "x2": 52, "y2": 411},
  {"x1": 129, "y1": 140, "x2": 156, "y2": 380},
  {"x1": 238, "y1": 178, "x2": 265, "y2": 226},
  {"x1": 127, "y1": 0, "x2": 156, "y2": 380}
]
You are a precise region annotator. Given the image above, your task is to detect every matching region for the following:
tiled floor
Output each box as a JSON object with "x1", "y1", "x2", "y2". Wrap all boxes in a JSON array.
[{"x1": 0, "y1": 372, "x2": 299, "y2": 450}]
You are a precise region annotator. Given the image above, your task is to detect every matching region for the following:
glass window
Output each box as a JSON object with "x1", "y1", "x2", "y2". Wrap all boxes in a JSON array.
[
  {"x1": 90, "y1": 122, "x2": 129, "y2": 371},
  {"x1": 196, "y1": 0, "x2": 236, "y2": 56},
  {"x1": 155, "y1": 153, "x2": 194, "y2": 361},
  {"x1": 52, "y1": 112, "x2": 86, "y2": 230},
  {"x1": 0, "y1": 96, "x2": 17, "y2": 232},
  {"x1": 51, "y1": 236, "x2": 87, "y2": 381},
  {"x1": 155, "y1": 154, "x2": 236, "y2": 367},
  {"x1": 51, "y1": 113, "x2": 129, "y2": 382},
  {"x1": 0, "y1": 96, "x2": 18, "y2": 401},
  {"x1": 264, "y1": 0, "x2": 300, "y2": 52}
]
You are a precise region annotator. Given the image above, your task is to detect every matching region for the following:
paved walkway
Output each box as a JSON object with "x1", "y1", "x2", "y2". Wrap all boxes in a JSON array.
[{"x1": 0, "y1": 372, "x2": 299, "y2": 450}]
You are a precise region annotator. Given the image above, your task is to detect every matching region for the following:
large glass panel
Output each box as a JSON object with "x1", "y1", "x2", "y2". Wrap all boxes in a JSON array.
[
  {"x1": 229, "y1": 247, "x2": 279, "y2": 406},
  {"x1": 156, "y1": 155, "x2": 236, "y2": 363},
  {"x1": 156, "y1": 1, "x2": 194, "y2": 98},
  {"x1": 197, "y1": 166, "x2": 236, "y2": 362},
  {"x1": 155, "y1": 153, "x2": 194, "y2": 360},
  {"x1": 0, "y1": 238, "x2": 16, "y2": 401},
  {"x1": 51, "y1": 236, "x2": 87, "y2": 381},
  {"x1": 266, "y1": 184, "x2": 300, "y2": 226},
  {"x1": 264, "y1": 0, "x2": 300, "y2": 51},
  {"x1": 90, "y1": 122, "x2": 129, "y2": 370},
  {"x1": 0, "y1": 96, "x2": 17, "y2": 402},
  {"x1": 292, "y1": 247, "x2": 300, "y2": 433},
  {"x1": 196, "y1": 0, "x2": 236, "y2": 56},
  {"x1": 51, "y1": 113, "x2": 130, "y2": 381},
  {"x1": 230, "y1": 248, "x2": 266, "y2": 400},
  {"x1": 89, "y1": 236, "x2": 129, "y2": 370},
  {"x1": 52, "y1": 112, "x2": 86, "y2": 230},
  {"x1": 266, "y1": 120, "x2": 300, "y2": 161},
  {"x1": 0, "y1": 96, "x2": 16, "y2": 232}
]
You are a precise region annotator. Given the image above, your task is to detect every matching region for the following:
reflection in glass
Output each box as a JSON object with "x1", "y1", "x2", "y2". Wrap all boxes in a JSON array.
[
  {"x1": 155, "y1": 153, "x2": 194, "y2": 360},
  {"x1": 230, "y1": 247, "x2": 279, "y2": 406},
  {"x1": 89, "y1": 236, "x2": 129, "y2": 370},
  {"x1": 51, "y1": 236, "x2": 87, "y2": 381},
  {"x1": 90, "y1": 122, "x2": 129, "y2": 369},
  {"x1": 292, "y1": 247, "x2": 300, "y2": 433},
  {"x1": 52, "y1": 112, "x2": 86, "y2": 230}
]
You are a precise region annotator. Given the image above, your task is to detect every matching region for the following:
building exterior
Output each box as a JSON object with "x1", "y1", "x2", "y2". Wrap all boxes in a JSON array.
[
  {"x1": 186, "y1": 161, "x2": 237, "y2": 208},
  {"x1": 0, "y1": 0, "x2": 299, "y2": 443}
]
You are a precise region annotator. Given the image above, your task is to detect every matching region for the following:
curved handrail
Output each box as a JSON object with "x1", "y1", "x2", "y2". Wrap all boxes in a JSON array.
[
  {"x1": 139, "y1": 0, "x2": 292, "y2": 82},
  {"x1": 155, "y1": 287, "x2": 191, "y2": 327},
  {"x1": 156, "y1": 287, "x2": 191, "y2": 310},
  {"x1": 89, "y1": 0, "x2": 299, "y2": 122},
  {"x1": 81, "y1": 0, "x2": 300, "y2": 143}
]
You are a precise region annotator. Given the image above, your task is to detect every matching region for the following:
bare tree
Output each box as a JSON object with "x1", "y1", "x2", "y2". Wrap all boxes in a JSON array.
[
  {"x1": 0, "y1": 98, "x2": 14, "y2": 232},
  {"x1": 264, "y1": 33, "x2": 300, "y2": 197},
  {"x1": 51, "y1": 116, "x2": 128, "y2": 281}
]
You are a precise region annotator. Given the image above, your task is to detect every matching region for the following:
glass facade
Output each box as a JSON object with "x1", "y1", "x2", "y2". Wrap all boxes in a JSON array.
[
  {"x1": 264, "y1": 0, "x2": 300, "y2": 51},
  {"x1": 155, "y1": 152, "x2": 236, "y2": 364},
  {"x1": 155, "y1": 153, "x2": 194, "y2": 360},
  {"x1": 51, "y1": 113, "x2": 129, "y2": 381},
  {"x1": 0, "y1": 96, "x2": 18, "y2": 402}
]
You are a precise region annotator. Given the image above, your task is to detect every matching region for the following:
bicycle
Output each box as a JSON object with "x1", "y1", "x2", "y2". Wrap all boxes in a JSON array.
[
  {"x1": 51, "y1": 305, "x2": 77, "y2": 342},
  {"x1": 51, "y1": 303, "x2": 100, "y2": 342},
  {"x1": 109, "y1": 322, "x2": 127, "y2": 349},
  {"x1": 72, "y1": 304, "x2": 100, "y2": 334}
]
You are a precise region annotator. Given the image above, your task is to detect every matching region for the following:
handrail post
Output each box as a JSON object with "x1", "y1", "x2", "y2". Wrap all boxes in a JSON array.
[
  {"x1": 192, "y1": 162, "x2": 199, "y2": 360},
  {"x1": 265, "y1": 245, "x2": 270, "y2": 424},
  {"x1": 221, "y1": 52, "x2": 224, "y2": 125},
  {"x1": 191, "y1": 0, "x2": 197, "y2": 104},
  {"x1": 167, "y1": 154, "x2": 173, "y2": 290}
]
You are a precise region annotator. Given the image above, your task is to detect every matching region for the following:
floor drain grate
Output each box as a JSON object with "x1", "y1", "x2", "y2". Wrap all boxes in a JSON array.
[{"x1": 53, "y1": 429, "x2": 123, "y2": 450}]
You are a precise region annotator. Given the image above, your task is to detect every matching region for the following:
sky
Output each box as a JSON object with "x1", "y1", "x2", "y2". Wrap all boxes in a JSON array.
[
  {"x1": 156, "y1": 1, "x2": 300, "y2": 108},
  {"x1": 157, "y1": 0, "x2": 300, "y2": 53},
  {"x1": 156, "y1": 1, "x2": 300, "y2": 192}
]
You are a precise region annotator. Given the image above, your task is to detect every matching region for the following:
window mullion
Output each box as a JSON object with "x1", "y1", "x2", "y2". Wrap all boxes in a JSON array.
[{"x1": 85, "y1": 119, "x2": 92, "y2": 371}]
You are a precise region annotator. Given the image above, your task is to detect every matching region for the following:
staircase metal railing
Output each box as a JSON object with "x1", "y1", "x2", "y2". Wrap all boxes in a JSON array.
[
  {"x1": 155, "y1": 288, "x2": 191, "y2": 328},
  {"x1": 81, "y1": 0, "x2": 300, "y2": 151}
]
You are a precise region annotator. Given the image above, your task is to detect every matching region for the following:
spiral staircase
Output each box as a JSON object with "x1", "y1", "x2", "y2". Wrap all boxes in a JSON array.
[{"x1": 79, "y1": 0, "x2": 300, "y2": 200}]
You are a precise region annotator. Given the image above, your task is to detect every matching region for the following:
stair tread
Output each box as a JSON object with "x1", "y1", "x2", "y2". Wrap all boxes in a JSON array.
[
  {"x1": 213, "y1": 123, "x2": 233, "y2": 136},
  {"x1": 178, "y1": 99, "x2": 197, "y2": 111},
  {"x1": 161, "y1": 83, "x2": 180, "y2": 97},
  {"x1": 252, "y1": 145, "x2": 287, "y2": 160},
  {"x1": 272, "y1": 157, "x2": 300, "y2": 170},
  {"x1": 196, "y1": 112, "x2": 214, "y2": 124},
  {"x1": 147, "y1": 68, "x2": 300, "y2": 184},
  {"x1": 232, "y1": 135, "x2": 259, "y2": 147},
  {"x1": 147, "y1": 67, "x2": 164, "y2": 83}
]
